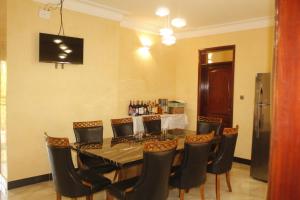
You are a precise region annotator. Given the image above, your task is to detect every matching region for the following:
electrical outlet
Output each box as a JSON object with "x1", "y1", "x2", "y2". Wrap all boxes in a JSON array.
[{"x1": 39, "y1": 9, "x2": 51, "y2": 19}]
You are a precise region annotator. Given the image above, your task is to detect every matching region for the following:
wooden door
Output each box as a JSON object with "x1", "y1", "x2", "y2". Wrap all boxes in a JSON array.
[
  {"x1": 267, "y1": 0, "x2": 300, "y2": 199},
  {"x1": 199, "y1": 61, "x2": 234, "y2": 129}
]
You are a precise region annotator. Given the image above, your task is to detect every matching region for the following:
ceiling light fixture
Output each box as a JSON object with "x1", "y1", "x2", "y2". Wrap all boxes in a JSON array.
[
  {"x1": 159, "y1": 28, "x2": 173, "y2": 36},
  {"x1": 162, "y1": 35, "x2": 176, "y2": 46},
  {"x1": 155, "y1": 7, "x2": 170, "y2": 17},
  {"x1": 171, "y1": 18, "x2": 186, "y2": 28}
]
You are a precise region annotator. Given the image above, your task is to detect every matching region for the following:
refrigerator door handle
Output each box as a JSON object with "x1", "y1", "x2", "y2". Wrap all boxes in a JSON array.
[{"x1": 256, "y1": 106, "x2": 260, "y2": 138}]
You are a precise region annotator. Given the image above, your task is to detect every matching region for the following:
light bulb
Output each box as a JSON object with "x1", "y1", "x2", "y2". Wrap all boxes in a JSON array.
[
  {"x1": 162, "y1": 35, "x2": 176, "y2": 46},
  {"x1": 171, "y1": 18, "x2": 187, "y2": 28},
  {"x1": 155, "y1": 7, "x2": 170, "y2": 17},
  {"x1": 159, "y1": 28, "x2": 173, "y2": 36}
]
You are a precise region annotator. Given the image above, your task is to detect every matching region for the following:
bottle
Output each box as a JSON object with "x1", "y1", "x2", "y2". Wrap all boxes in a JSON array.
[
  {"x1": 128, "y1": 100, "x2": 133, "y2": 116},
  {"x1": 147, "y1": 101, "x2": 152, "y2": 114},
  {"x1": 139, "y1": 101, "x2": 144, "y2": 115},
  {"x1": 144, "y1": 101, "x2": 148, "y2": 115},
  {"x1": 153, "y1": 100, "x2": 158, "y2": 114},
  {"x1": 135, "y1": 100, "x2": 139, "y2": 115}
]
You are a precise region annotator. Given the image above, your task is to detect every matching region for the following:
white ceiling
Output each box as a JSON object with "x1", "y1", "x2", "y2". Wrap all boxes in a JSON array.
[
  {"x1": 35, "y1": 0, "x2": 275, "y2": 38},
  {"x1": 86, "y1": 0, "x2": 275, "y2": 31}
]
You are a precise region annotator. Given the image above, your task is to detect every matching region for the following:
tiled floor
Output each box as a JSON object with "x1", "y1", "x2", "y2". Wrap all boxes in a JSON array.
[{"x1": 7, "y1": 163, "x2": 267, "y2": 200}]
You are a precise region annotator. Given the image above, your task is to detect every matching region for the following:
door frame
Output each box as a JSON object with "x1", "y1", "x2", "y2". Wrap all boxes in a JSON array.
[{"x1": 197, "y1": 45, "x2": 236, "y2": 128}]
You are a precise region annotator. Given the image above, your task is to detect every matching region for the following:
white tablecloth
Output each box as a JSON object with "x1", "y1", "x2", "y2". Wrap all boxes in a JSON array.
[{"x1": 132, "y1": 114, "x2": 188, "y2": 133}]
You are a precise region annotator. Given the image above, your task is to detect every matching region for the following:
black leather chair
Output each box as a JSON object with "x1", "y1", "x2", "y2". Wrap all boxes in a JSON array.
[
  {"x1": 106, "y1": 139, "x2": 178, "y2": 200},
  {"x1": 45, "y1": 134, "x2": 111, "y2": 200},
  {"x1": 73, "y1": 120, "x2": 117, "y2": 175},
  {"x1": 207, "y1": 125, "x2": 239, "y2": 200},
  {"x1": 111, "y1": 118, "x2": 134, "y2": 138},
  {"x1": 170, "y1": 132, "x2": 214, "y2": 200},
  {"x1": 197, "y1": 116, "x2": 222, "y2": 136},
  {"x1": 142, "y1": 115, "x2": 161, "y2": 134}
]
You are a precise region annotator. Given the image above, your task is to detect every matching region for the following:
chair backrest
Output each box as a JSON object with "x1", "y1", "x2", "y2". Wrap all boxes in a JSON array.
[
  {"x1": 73, "y1": 120, "x2": 103, "y2": 144},
  {"x1": 45, "y1": 135, "x2": 90, "y2": 197},
  {"x1": 111, "y1": 118, "x2": 134, "y2": 138},
  {"x1": 209, "y1": 125, "x2": 239, "y2": 174},
  {"x1": 174, "y1": 133, "x2": 213, "y2": 188},
  {"x1": 197, "y1": 116, "x2": 222, "y2": 135},
  {"x1": 143, "y1": 115, "x2": 161, "y2": 134},
  {"x1": 127, "y1": 140, "x2": 177, "y2": 200}
]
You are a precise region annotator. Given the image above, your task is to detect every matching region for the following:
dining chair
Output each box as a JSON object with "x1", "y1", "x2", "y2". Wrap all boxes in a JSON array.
[
  {"x1": 142, "y1": 115, "x2": 161, "y2": 134},
  {"x1": 197, "y1": 116, "x2": 222, "y2": 136},
  {"x1": 106, "y1": 139, "x2": 178, "y2": 200},
  {"x1": 170, "y1": 132, "x2": 214, "y2": 200},
  {"x1": 73, "y1": 120, "x2": 117, "y2": 174},
  {"x1": 45, "y1": 134, "x2": 111, "y2": 200},
  {"x1": 207, "y1": 125, "x2": 239, "y2": 200},
  {"x1": 111, "y1": 117, "x2": 134, "y2": 138}
]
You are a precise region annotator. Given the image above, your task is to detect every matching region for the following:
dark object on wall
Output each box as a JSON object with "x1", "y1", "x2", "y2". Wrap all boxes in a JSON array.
[{"x1": 39, "y1": 33, "x2": 84, "y2": 64}]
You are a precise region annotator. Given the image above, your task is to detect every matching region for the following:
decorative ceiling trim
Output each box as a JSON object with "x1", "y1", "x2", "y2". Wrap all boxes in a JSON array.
[
  {"x1": 34, "y1": 0, "x2": 125, "y2": 21},
  {"x1": 175, "y1": 17, "x2": 274, "y2": 40},
  {"x1": 120, "y1": 18, "x2": 159, "y2": 35},
  {"x1": 33, "y1": 0, "x2": 274, "y2": 39}
]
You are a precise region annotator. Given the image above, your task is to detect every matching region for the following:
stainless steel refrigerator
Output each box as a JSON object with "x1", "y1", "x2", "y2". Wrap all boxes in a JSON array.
[{"x1": 250, "y1": 73, "x2": 271, "y2": 182}]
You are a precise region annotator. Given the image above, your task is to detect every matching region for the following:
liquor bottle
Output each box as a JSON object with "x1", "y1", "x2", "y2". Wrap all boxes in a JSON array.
[
  {"x1": 128, "y1": 100, "x2": 133, "y2": 116},
  {"x1": 153, "y1": 100, "x2": 158, "y2": 114},
  {"x1": 143, "y1": 101, "x2": 148, "y2": 115},
  {"x1": 132, "y1": 100, "x2": 136, "y2": 116},
  {"x1": 147, "y1": 101, "x2": 152, "y2": 114},
  {"x1": 139, "y1": 101, "x2": 144, "y2": 115}
]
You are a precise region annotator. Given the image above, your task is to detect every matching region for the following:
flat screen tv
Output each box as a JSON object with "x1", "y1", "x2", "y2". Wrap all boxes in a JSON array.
[{"x1": 39, "y1": 33, "x2": 84, "y2": 64}]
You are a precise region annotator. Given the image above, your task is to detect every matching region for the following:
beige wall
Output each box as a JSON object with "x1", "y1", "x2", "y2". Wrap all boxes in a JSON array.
[
  {"x1": 6, "y1": 0, "x2": 175, "y2": 181},
  {"x1": 0, "y1": 0, "x2": 6, "y2": 60},
  {"x1": 118, "y1": 28, "x2": 176, "y2": 115},
  {"x1": 174, "y1": 27, "x2": 274, "y2": 159}
]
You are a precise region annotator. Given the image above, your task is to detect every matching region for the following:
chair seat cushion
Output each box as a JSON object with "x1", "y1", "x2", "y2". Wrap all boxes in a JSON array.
[
  {"x1": 107, "y1": 176, "x2": 139, "y2": 200},
  {"x1": 77, "y1": 169, "x2": 111, "y2": 193}
]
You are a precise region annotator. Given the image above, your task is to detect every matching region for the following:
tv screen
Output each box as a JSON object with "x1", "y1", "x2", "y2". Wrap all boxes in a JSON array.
[{"x1": 39, "y1": 33, "x2": 84, "y2": 64}]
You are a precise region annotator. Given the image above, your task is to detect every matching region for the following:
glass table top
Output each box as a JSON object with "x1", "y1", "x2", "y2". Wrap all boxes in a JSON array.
[{"x1": 72, "y1": 129, "x2": 219, "y2": 167}]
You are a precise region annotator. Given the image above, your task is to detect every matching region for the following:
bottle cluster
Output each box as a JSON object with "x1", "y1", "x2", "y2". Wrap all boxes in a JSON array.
[{"x1": 128, "y1": 100, "x2": 162, "y2": 116}]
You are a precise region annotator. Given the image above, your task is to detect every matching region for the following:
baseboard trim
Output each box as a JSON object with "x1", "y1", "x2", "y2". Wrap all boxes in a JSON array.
[
  {"x1": 8, "y1": 173, "x2": 52, "y2": 190},
  {"x1": 234, "y1": 157, "x2": 251, "y2": 165}
]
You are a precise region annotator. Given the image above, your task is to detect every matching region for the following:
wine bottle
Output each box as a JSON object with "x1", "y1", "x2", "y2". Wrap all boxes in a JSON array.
[
  {"x1": 128, "y1": 100, "x2": 133, "y2": 116},
  {"x1": 139, "y1": 100, "x2": 144, "y2": 115}
]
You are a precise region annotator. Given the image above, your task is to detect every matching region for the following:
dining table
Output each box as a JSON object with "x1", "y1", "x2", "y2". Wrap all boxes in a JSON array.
[{"x1": 72, "y1": 129, "x2": 221, "y2": 170}]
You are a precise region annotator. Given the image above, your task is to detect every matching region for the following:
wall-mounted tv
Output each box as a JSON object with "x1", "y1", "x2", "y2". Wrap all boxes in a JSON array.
[{"x1": 39, "y1": 33, "x2": 84, "y2": 64}]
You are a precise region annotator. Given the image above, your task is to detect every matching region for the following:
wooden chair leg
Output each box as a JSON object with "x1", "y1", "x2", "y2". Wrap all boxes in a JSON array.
[
  {"x1": 215, "y1": 174, "x2": 220, "y2": 200},
  {"x1": 179, "y1": 189, "x2": 185, "y2": 200},
  {"x1": 86, "y1": 195, "x2": 93, "y2": 200},
  {"x1": 56, "y1": 192, "x2": 62, "y2": 200},
  {"x1": 226, "y1": 171, "x2": 232, "y2": 192},
  {"x1": 113, "y1": 170, "x2": 119, "y2": 182},
  {"x1": 106, "y1": 191, "x2": 114, "y2": 200},
  {"x1": 200, "y1": 184, "x2": 205, "y2": 200}
]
